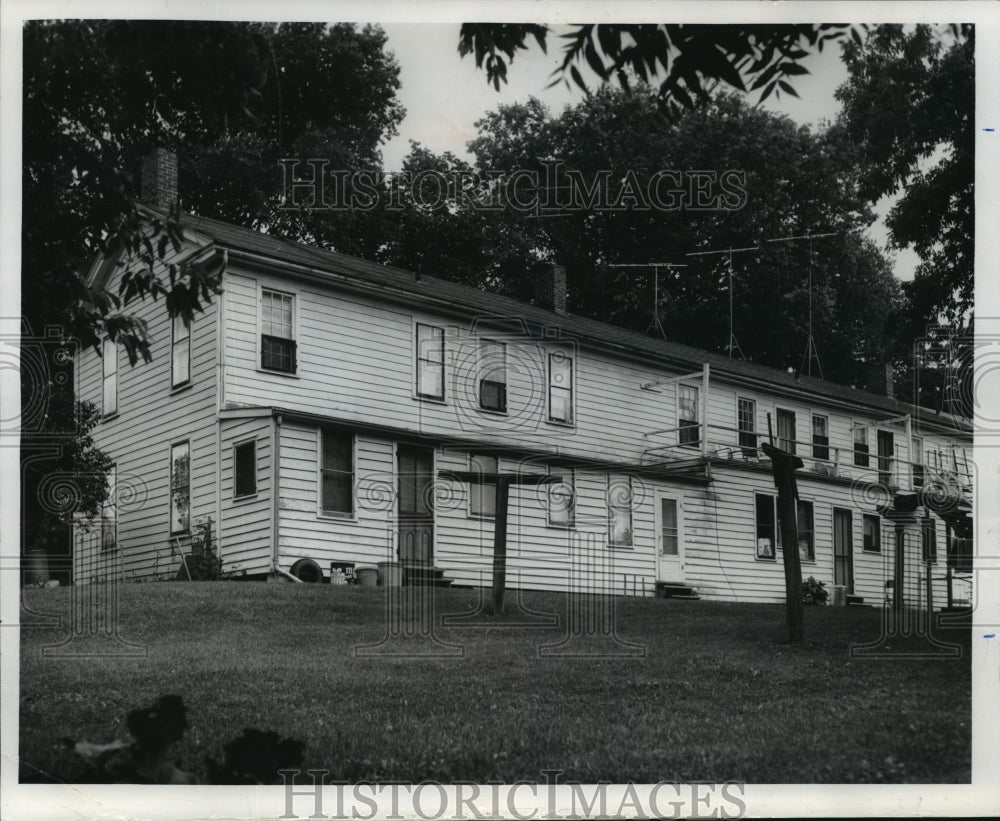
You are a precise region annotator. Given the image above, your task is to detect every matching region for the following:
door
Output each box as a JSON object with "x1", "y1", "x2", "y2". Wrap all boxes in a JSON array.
[
  {"x1": 833, "y1": 508, "x2": 854, "y2": 593},
  {"x1": 877, "y1": 430, "x2": 894, "y2": 485},
  {"x1": 398, "y1": 446, "x2": 434, "y2": 565},
  {"x1": 656, "y1": 494, "x2": 684, "y2": 582}
]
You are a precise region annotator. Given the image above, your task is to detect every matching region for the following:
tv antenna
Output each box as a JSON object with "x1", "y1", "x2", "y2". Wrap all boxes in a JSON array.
[
  {"x1": 767, "y1": 231, "x2": 837, "y2": 379},
  {"x1": 684, "y1": 244, "x2": 759, "y2": 359},
  {"x1": 606, "y1": 262, "x2": 687, "y2": 340}
]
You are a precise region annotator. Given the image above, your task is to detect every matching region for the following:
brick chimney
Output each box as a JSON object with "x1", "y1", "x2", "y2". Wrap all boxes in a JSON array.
[
  {"x1": 866, "y1": 362, "x2": 895, "y2": 398},
  {"x1": 533, "y1": 261, "x2": 567, "y2": 314},
  {"x1": 140, "y1": 148, "x2": 178, "y2": 211}
]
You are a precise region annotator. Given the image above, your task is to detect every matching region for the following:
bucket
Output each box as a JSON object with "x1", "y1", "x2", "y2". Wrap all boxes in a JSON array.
[
  {"x1": 356, "y1": 566, "x2": 378, "y2": 587},
  {"x1": 833, "y1": 585, "x2": 847, "y2": 607},
  {"x1": 378, "y1": 561, "x2": 403, "y2": 587}
]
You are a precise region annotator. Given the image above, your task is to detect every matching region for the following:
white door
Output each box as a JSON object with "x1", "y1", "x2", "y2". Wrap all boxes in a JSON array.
[{"x1": 656, "y1": 493, "x2": 684, "y2": 582}]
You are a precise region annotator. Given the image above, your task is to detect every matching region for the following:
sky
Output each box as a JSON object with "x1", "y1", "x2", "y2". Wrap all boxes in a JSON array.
[{"x1": 379, "y1": 24, "x2": 921, "y2": 281}]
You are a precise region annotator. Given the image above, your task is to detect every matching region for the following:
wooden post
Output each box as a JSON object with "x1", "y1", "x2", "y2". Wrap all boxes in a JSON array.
[
  {"x1": 700, "y1": 363, "x2": 710, "y2": 456},
  {"x1": 761, "y1": 441, "x2": 805, "y2": 644},
  {"x1": 492, "y1": 477, "x2": 511, "y2": 614}
]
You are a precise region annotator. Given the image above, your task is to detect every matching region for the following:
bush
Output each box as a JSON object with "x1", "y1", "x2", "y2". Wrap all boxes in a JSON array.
[{"x1": 802, "y1": 576, "x2": 829, "y2": 605}]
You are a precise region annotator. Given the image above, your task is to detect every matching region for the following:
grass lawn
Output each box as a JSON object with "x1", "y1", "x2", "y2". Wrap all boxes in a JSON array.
[{"x1": 20, "y1": 582, "x2": 970, "y2": 784}]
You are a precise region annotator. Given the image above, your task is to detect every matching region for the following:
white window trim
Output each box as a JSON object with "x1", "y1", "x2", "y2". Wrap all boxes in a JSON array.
[
  {"x1": 169, "y1": 440, "x2": 191, "y2": 536},
  {"x1": 677, "y1": 383, "x2": 700, "y2": 447},
  {"x1": 607, "y1": 475, "x2": 633, "y2": 548},
  {"x1": 546, "y1": 348, "x2": 575, "y2": 426},
  {"x1": 776, "y1": 407, "x2": 797, "y2": 453},
  {"x1": 412, "y1": 318, "x2": 447, "y2": 403},
  {"x1": 316, "y1": 428, "x2": 357, "y2": 520},
  {"x1": 546, "y1": 467, "x2": 576, "y2": 529},
  {"x1": 171, "y1": 313, "x2": 192, "y2": 388},
  {"x1": 477, "y1": 337, "x2": 508, "y2": 414},
  {"x1": 257, "y1": 283, "x2": 299, "y2": 378},
  {"x1": 862, "y1": 513, "x2": 882, "y2": 553},
  {"x1": 232, "y1": 438, "x2": 259, "y2": 501},
  {"x1": 467, "y1": 453, "x2": 499, "y2": 520},
  {"x1": 102, "y1": 337, "x2": 118, "y2": 417}
]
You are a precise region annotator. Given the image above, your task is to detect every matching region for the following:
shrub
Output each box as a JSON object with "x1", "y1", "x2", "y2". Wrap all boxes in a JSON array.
[{"x1": 802, "y1": 575, "x2": 829, "y2": 605}]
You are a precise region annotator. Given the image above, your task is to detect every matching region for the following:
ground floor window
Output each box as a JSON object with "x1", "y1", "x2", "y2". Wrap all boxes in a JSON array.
[
  {"x1": 234, "y1": 440, "x2": 257, "y2": 499},
  {"x1": 101, "y1": 464, "x2": 117, "y2": 552},
  {"x1": 320, "y1": 430, "x2": 354, "y2": 516},
  {"x1": 922, "y1": 517, "x2": 937, "y2": 563},
  {"x1": 607, "y1": 476, "x2": 633, "y2": 547},
  {"x1": 170, "y1": 442, "x2": 190, "y2": 534},
  {"x1": 547, "y1": 468, "x2": 575, "y2": 527},
  {"x1": 755, "y1": 493, "x2": 776, "y2": 559},
  {"x1": 469, "y1": 454, "x2": 498, "y2": 519},
  {"x1": 863, "y1": 513, "x2": 881, "y2": 552}
]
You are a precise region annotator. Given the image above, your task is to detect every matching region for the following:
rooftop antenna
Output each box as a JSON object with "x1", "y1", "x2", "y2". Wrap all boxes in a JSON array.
[
  {"x1": 606, "y1": 262, "x2": 687, "y2": 340},
  {"x1": 767, "y1": 231, "x2": 837, "y2": 379},
  {"x1": 684, "y1": 244, "x2": 759, "y2": 359}
]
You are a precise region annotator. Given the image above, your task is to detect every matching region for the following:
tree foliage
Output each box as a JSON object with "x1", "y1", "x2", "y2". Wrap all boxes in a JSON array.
[
  {"x1": 23, "y1": 20, "x2": 405, "y2": 363},
  {"x1": 378, "y1": 89, "x2": 902, "y2": 388},
  {"x1": 459, "y1": 23, "x2": 863, "y2": 114},
  {"x1": 835, "y1": 24, "x2": 974, "y2": 329}
]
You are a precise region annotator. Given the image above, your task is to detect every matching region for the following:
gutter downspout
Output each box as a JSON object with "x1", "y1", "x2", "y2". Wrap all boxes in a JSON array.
[
  {"x1": 271, "y1": 413, "x2": 282, "y2": 573},
  {"x1": 215, "y1": 252, "x2": 226, "y2": 565}
]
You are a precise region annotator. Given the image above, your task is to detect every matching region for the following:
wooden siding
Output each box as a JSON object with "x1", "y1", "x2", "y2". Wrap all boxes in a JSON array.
[
  {"x1": 73, "y1": 244, "x2": 219, "y2": 583},
  {"x1": 219, "y1": 415, "x2": 273, "y2": 576}
]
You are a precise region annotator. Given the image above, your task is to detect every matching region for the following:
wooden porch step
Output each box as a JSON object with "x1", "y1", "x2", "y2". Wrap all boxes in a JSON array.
[
  {"x1": 846, "y1": 594, "x2": 866, "y2": 606},
  {"x1": 402, "y1": 565, "x2": 454, "y2": 587},
  {"x1": 655, "y1": 582, "x2": 700, "y2": 600}
]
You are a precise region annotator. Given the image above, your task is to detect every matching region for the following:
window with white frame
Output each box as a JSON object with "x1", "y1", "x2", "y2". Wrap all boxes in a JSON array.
[
  {"x1": 172, "y1": 313, "x2": 191, "y2": 386},
  {"x1": 170, "y1": 441, "x2": 190, "y2": 534},
  {"x1": 547, "y1": 468, "x2": 575, "y2": 527},
  {"x1": 776, "y1": 408, "x2": 796, "y2": 454},
  {"x1": 416, "y1": 323, "x2": 445, "y2": 400},
  {"x1": 548, "y1": 351, "x2": 573, "y2": 423},
  {"x1": 853, "y1": 423, "x2": 869, "y2": 467},
  {"x1": 607, "y1": 476, "x2": 633, "y2": 547},
  {"x1": 754, "y1": 493, "x2": 776, "y2": 559},
  {"x1": 101, "y1": 464, "x2": 117, "y2": 552},
  {"x1": 469, "y1": 454, "x2": 498, "y2": 518},
  {"x1": 261, "y1": 288, "x2": 296, "y2": 373},
  {"x1": 478, "y1": 338, "x2": 507, "y2": 412},
  {"x1": 737, "y1": 397, "x2": 757, "y2": 453},
  {"x1": 320, "y1": 430, "x2": 354, "y2": 516},
  {"x1": 812, "y1": 414, "x2": 829, "y2": 460},
  {"x1": 102, "y1": 337, "x2": 118, "y2": 416},
  {"x1": 678, "y1": 384, "x2": 699, "y2": 446},
  {"x1": 234, "y1": 440, "x2": 257, "y2": 499},
  {"x1": 796, "y1": 500, "x2": 815, "y2": 562}
]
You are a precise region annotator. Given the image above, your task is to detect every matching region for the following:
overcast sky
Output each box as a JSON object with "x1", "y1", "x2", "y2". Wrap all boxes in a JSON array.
[{"x1": 379, "y1": 24, "x2": 920, "y2": 282}]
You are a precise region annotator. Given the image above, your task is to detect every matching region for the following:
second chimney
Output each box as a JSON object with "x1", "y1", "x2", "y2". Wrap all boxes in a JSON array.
[
  {"x1": 140, "y1": 148, "x2": 178, "y2": 211},
  {"x1": 534, "y1": 261, "x2": 567, "y2": 314}
]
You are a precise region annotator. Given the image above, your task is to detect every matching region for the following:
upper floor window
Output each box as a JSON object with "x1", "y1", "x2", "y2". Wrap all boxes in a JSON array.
[
  {"x1": 261, "y1": 288, "x2": 296, "y2": 373},
  {"x1": 102, "y1": 337, "x2": 118, "y2": 416},
  {"x1": 170, "y1": 441, "x2": 190, "y2": 534},
  {"x1": 416, "y1": 323, "x2": 445, "y2": 400},
  {"x1": 877, "y1": 430, "x2": 894, "y2": 485},
  {"x1": 912, "y1": 436, "x2": 925, "y2": 488},
  {"x1": 172, "y1": 314, "x2": 191, "y2": 386},
  {"x1": 234, "y1": 440, "x2": 257, "y2": 499},
  {"x1": 469, "y1": 453, "x2": 498, "y2": 519},
  {"x1": 737, "y1": 397, "x2": 757, "y2": 454},
  {"x1": 548, "y1": 351, "x2": 573, "y2": 423},
  {"x1": 478, "y1": 338, "x2": 507, "y2": 412},
  {"x1": 812, "y1": 414, "x2": 829, "y2": 461},
  {"x1": 607, "y1": 476, "x2": 633, "y2": 547},
  {"x1": 547, "y1": 468, "x2": 575, "y2": 528},
  {"x1": 853, "y1": 424, "x2": 869, "y2": 467},
  {"x1": 678, "y1": 385, "x2": 699, "y2": 447},
  {"x1": 776, "y1": 408, "x2": 796, "y2": 454},
  {"x1": 101, "y1": 464, "x2": 117, "y2": 552},
  {"x1": 320, "y1": 430, "x2": 354, "y2": 516},
  {"x1": 862, "y1": 513, "x2": 881, "y2": 553}
]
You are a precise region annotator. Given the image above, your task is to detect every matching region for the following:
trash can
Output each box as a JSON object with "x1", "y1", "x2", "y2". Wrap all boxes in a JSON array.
[
  {"x1": 355, "y1": 566, "x2": 378, "y2": 587},
  {"x1": 833, "y1": 585, "x2": 847, "y2": 607},
  {"x1": 378, "y1": 560, "x2": 403, "y2": 587}
]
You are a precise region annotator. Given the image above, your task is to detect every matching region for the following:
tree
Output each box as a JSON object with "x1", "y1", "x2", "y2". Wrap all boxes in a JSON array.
[
  {"x1": 458, "y1": 23, "x2": 863, "y2": 114},
  {"x1": 23, "y1": 20, "x2": 405, "y2": 363},
  {"x1": 379, "y1": 88, "x2": 903, "y2": 388},
  {"x1": 835, "y1": 24, "x2": 974, "y2": 331}
]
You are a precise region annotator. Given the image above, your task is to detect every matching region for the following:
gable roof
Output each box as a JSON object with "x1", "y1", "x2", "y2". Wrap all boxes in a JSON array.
[{"x1": 144, "y1": 208, "x2": 974, "y2": 436}]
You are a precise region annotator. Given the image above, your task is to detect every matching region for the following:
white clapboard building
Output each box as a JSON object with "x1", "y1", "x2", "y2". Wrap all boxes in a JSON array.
[{"x1": 74, "y1": 151, "x2": 973, "y2": 608}]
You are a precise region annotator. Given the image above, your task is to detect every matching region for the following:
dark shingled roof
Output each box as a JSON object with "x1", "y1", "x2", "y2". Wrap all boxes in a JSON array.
[{"x1": 182, "y1": 210, "x2": 970, "y2": 435}]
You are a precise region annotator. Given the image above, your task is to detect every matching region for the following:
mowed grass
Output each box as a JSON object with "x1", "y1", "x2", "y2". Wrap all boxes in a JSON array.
[{"x1": 20, "y1": 582, "x2": 970, "y2": 784}]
